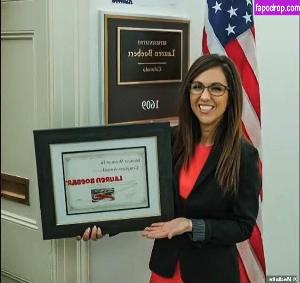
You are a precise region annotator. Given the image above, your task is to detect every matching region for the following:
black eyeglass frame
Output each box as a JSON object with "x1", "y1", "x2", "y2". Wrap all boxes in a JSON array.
[{"x1": 189, "y1": 81, "x2": 230, "y2": 97}]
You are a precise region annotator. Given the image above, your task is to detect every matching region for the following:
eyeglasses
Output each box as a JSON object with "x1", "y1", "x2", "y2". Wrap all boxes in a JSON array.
[{"x1": 190, "y1": 81, "x2": 229, "y2": 97}]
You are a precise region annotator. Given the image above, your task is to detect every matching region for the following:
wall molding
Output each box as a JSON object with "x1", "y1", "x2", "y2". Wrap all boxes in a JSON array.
[
  {"x1": 1, "y1": 270, "x2": 32, "y2": 283},
  {"x1": 1, "y1": 210, "x2": 38, "y2": 230},
  {"x1": 76, "y1": 241, "x2": 90, "y2": 283},
  {"x1": 46, "y1": 1, "x2": 91, "y2": 282}
]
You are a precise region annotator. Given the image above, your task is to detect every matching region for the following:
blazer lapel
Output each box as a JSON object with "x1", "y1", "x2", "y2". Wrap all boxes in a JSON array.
[
  {"x1": 192, "y1": 142, "x2": 222, "y2": 190},
  {"x1": 173, "y1": 157, "x2": 182, "y2": 211},
  {"x1": 173, "y1": 142, "x2": 222, "y2": 191}
]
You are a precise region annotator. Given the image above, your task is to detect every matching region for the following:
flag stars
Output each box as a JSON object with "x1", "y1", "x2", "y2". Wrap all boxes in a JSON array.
[
  {"x1": 243, "y1": 12, "x2": 252, "y2": 24},
  {"x1": 212, "y1": 1, "x2": 222, "y2": 13},
  {"x1": 246, "y1": 0, "x2": 252, "y2": 6},
  {"x1": 227, "y1": 6, "x2": 238, "y2": 18},
  {"x1": 225, "y1": 24, "x2": 236, "y2": 35}
]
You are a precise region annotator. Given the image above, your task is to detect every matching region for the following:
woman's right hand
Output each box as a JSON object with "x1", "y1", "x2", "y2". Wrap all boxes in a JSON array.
[{"x1": 76, "y1": 225, "x2": 103, "y2": 241}]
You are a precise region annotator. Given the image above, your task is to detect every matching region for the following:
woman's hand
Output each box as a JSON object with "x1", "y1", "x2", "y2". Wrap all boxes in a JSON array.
[
  {"x1": 76, "y1": 225, "x2": 103, "y2": 241},
  {"x1": 142, "y1": 218, "x2": 192, "y2": 239}
]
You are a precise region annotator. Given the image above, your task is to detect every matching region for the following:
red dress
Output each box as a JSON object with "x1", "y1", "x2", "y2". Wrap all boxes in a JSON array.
[{"x1": 149, "y1": 144, "x2": 212, "y2": 283}]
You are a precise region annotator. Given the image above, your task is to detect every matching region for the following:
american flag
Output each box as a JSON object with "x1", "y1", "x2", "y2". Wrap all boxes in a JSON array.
[{"x1": 202, "y1": 1, "x2": 266, "y2": 282}]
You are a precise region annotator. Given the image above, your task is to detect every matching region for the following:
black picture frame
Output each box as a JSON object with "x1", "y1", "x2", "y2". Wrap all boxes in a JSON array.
[{"x1": 34, "y1": 123, "x2": 174, "y2": 240}]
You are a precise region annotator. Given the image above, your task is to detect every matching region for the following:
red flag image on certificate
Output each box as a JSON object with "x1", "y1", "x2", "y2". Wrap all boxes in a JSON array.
[{"x1": 92, "y1": 188, "x2": 115, "y2": 202}]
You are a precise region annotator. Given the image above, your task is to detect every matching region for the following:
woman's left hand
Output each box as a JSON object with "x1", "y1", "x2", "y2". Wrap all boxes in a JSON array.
[{"x1": 142, "y1": 217, "x2": 192, "y2": 239}]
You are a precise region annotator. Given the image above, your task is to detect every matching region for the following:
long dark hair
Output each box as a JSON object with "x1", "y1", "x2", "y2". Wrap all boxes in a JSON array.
[{"x1": 173, "y1": 54, "x2": 243, "y2": 195}]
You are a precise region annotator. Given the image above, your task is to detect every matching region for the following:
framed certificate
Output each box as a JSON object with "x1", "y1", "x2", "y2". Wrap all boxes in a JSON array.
[{"x1": 34, "y1": 123, "x2": 173, "y2": 239}]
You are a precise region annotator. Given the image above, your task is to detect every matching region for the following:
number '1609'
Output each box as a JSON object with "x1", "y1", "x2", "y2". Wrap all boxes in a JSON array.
[{"x1": 141, "y1": 100, "x2": 159, "y2": 111}]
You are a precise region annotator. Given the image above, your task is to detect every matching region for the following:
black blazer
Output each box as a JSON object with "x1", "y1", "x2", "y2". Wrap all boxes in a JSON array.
[{"x1": 149, "y1": 139, "x2": 261, "y2": 283}]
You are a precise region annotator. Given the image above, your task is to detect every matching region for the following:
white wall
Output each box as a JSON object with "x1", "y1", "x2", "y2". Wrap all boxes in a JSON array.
[{"x1": 256, "y1": 16, "x2": 299, "y2": 277}]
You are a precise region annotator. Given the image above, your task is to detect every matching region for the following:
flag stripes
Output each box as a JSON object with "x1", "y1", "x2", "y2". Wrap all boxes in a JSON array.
[{"x1": 224, "y1": 41, "x2": 261, "y2": 120}]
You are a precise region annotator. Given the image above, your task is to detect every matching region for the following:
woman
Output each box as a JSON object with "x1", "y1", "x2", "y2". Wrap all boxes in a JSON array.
[
  {"x1": 141, "y1": 54, "x2": 261, "y2": 283},
  {"x1": 79, "y1": 54, "x2": 261, "y2": 283}
]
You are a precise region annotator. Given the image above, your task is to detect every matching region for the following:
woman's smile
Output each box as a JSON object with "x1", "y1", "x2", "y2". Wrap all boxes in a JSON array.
[{"x1": 198, "y1": 104, "x2": 215, "y2": 113}]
